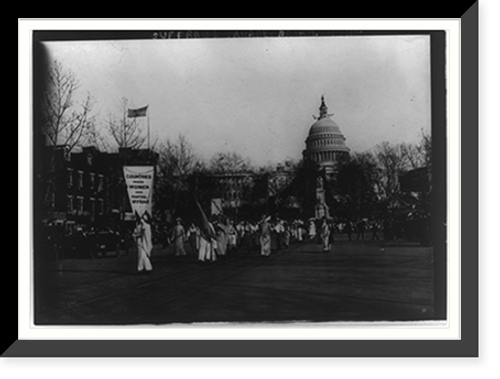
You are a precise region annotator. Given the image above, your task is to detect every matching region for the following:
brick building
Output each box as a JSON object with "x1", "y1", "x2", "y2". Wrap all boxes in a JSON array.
[{"x1": 40, "y1": 145, "x2": 158, "y2": 232}]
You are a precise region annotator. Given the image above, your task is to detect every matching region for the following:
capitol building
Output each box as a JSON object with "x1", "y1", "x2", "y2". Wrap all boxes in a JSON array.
[{"x1": 302, "y1": 96, "x2": 350, "y2": 179}]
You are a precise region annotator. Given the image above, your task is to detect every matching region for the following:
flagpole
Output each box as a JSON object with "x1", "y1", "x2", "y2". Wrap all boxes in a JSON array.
[
  {"x1": 147, "y1": 106, "x2": 150, "y2": 150},
  {"x1": 123, "y1": 108, "x2": 126, "y2": 148}
]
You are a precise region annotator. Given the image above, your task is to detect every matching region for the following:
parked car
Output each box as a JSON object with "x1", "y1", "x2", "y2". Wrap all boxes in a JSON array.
[
  {"x1": 116, "y1": 231, "x2": 134, "y2": 256},
  {"x1": 95, "y1": 230, "x2": 120, "y2": 257}
]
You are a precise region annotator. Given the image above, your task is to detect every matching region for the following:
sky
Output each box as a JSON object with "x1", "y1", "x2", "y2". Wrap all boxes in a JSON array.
[{"x1": 43, "y1": 34, "x2": 431, "y2": 167}]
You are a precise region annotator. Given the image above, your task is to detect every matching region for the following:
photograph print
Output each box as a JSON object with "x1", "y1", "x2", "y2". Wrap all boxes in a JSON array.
[{"x1": 31, "y1": 29, "x2": 446, "y2": 327}]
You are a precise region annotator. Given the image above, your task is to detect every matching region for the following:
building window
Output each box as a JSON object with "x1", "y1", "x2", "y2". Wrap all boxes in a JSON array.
[
  {"x1": 77, "y1": 171, "x2": 84, "y2": 189},
  {"x1": 47, "y1": 191, "x2": 55, "y2": 211},
  {"x1": 90, "y1": 173, "x2": 95, "y2": 189},
  {"x1": 98, "y1": 199, "x2": 104, "y2": 215},
  {"x1": 97, "y1": 174, "x2": 104, "y2": 192},
  {"x1": 63, "y1": 147, "x2": 71, "y2": 161},
  {"x1": 90, "y1": 197, "x2": 95, "y2": 215},
  {"x1": 67, "y1": 168, "x2": 73, "y2": 188},
  {"x1": 67, "y1": 195, "x2": 74, "y2": 214},
  {"x1": 76, "y1": 196, "x2": 84, "y2": 214}
]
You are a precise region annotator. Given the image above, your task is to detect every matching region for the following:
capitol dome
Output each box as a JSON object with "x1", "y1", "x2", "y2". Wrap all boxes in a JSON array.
[
  {"x1": 302, "y1": 96, "x2": 350, "y2": 174},
  {"x1": 308, "y1": 115, "x2": 343, "y2": 136}
]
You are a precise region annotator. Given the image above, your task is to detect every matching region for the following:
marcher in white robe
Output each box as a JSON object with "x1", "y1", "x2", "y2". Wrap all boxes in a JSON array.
[
  {"x1": 283, "y1": 222, "x2": 290, "y2": 248},
  {"x1": 297, "y1": 222, "x2": 304, "y2": 242},
  {"x1": 320, "y1": 218, "x2": 331, "y2": 252},
  {"x1": 198, "y1": 222, "x2": 217, "y2": 263},
  {"x1": 259, "y1": 216, "x2": 272, "y2": 256},
  {"x1": 215, "y1": 221, "x2": 228, "y2": 256},
  {"x1": 236, "y1": 222, "x2": 245, "y2": 248},
  {"x1": 308, "y1": 220, "x2": 317, "y2": 240},
  {"x1": 134, "y1": 218, "x2": 153, "y2": 272},
  {"x1": 227, "y1": 222, "x2": 237, "y2": 250},
  {"x1": 187, "y1": 223, "x2": 200, "y2": 254},
  {"x1": 171, "y1": 218, "x2": 187, "y2": 256}
]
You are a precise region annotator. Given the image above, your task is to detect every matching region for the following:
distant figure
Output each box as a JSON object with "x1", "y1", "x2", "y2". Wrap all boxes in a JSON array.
[
  {"x1": 171, "y1": 218, "x2": 187, "y2": 256},
  {"x1": 236, "y1": 222, "x2": 245, "y2": 248},
  {"x1": 227, "y1": 221, "x2": 237, "y2": 251},
  {"x1": 133, "y1": 216, "x2": 153, "y2": 273},
  {"x1": 316, "y1": 218, "x2": 322, "y2": 245},
  {"x1": 215, "y1": 219, "x2": 229, "y2": 257},
  {"x1": 260, "y1": 215, "x2": 272, "y2": 256},
  {"x1": 272, "y1": 219, "x2": 284, "y2": 251},
  {"x1": 161, "y1": 224, "x2": 170, "y2": 248},
  {"x1": 345, "y1": 221, "x2": 353, "y2": 241},
  {"x1": 187, "y1": 223, "x2": 200, "y2": 254},
  {"x1": 297, "y1": 221, "x2": 304, "y2": 242},
  {"x1": 283, "y1": 221, "x2": 290, "y2": 248},
  {"x1": 382, "y1": 218, "x2": 391, "y2": 241},
  {"x1": 320, "y1": 218, "x2": 331, "y2": 252},
  {"x1": 356, "y1": 220, "x2": 366, "y2": 241},
  {"x1": 329, "y1": 221, "x2": 335, "y2": 246},
  {"x1": 242, "y1": 222, "x2": 253, "y2": 252},
  {"x1": 371, "y1": 221, "x2": 380, "y2": 240},
  {"x1": 308, "y1": 220, "x2": 316, "y2": 240}
]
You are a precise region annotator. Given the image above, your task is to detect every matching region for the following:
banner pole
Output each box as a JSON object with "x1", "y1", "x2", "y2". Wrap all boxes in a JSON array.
[{"x1": 123, "y1": 108, "x2": 126, "y2": 148}]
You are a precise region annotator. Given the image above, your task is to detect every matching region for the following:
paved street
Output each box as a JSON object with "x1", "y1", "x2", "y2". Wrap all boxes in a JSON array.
[{"x1": 34, "y1": 235, "x2": 434, "y2": 325}]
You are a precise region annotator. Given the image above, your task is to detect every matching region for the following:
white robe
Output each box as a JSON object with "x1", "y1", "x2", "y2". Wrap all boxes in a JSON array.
[
  {"x1": 135, "y1": 221, "x2": 153, "y2": 271},
  {"x1": 320, "y1": 222, "x2": 331, "y2": 252},
  {"x1": 260, "y1": 221, "x2": 271, "y2": 256},
  {"x1": 198, "y1": 236, "x2": 217, "y2": 262},
  {"x1": 198, "y1": 223, "x2": 217, "y2": 262},
  {"x1": 297, "y1": 226, "x2": 304, "y2": 241},
  {"x1": 215, "y1": 223, "x2": 228, "y2": 256},
  {"x1": 308, "y1": 222, "x2": 316, "y2": 239}
]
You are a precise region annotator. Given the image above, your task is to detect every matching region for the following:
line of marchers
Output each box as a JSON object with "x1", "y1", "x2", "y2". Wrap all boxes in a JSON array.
[{"x1": 36, "y1": 63, "x2": 432, "y2": 262}]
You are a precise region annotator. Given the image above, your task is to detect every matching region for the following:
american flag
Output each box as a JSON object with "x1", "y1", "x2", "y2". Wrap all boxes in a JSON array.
[{"x1": 127, "y1": 105, "x2": 148, "y2": 118}]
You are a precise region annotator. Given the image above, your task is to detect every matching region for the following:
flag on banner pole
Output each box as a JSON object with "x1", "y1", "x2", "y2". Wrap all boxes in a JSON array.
[
  {"x1": 194, "y1": 194, "x2": 216, "y2": 240},
  {"x1": 127, "y1": 104, "x2": 150, "y2": 148},
  {"x1": 211, "y1": 198, "x2": 223, "y2": 216},
  {"x1": 127, "y1": 105, "x2": 148, "y2": 118}
]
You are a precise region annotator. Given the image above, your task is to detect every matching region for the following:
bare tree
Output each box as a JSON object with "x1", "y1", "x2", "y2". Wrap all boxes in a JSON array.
[
  {"x1": 42, "y1": 60, "x2": 96, "y2": 151},
  {"x1": 157, "y1": 134, "x2": 200, "y2": 180},
  {"x1": 155, "y1": 134, "x2": 202, "y2": 218},
  {"x1": 105, "y1": 98, "x2": 147, "y2": 149},
  {"x1": 418, "y1": 129, "x2": 432, "y2": 168},
  {"x1": 335, "y1": 152, "x2": 380, "y2": 220},
  {"x1": 391, "y1": 130, "x2": 432, "y2": 171},
  {"x1": 40, "y1": 60, "x2": 96, "y2": 209},
  {"x1": 375, "y1": 141, "x2": 408, "y2": 208},
  {"x1": 85, "y1": 122, "x2": 113, "y2": 152},
  {"x1": 400, "y1": 142, "x2": 425, "y2": 170}
]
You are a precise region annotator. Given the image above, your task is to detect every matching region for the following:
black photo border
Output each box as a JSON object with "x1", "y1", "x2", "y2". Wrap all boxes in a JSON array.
[{"x1": 11, "y1": 8, "x2": 479, "y2": 358}]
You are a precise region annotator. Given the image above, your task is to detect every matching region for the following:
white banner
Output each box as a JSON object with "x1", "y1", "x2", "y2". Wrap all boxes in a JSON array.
[
  {"x1": 211, "y1": 198, "x2": 223, "y2": 216},
  {"x1": 123, "y1": 166, "x2": 154, "y2": 219}
]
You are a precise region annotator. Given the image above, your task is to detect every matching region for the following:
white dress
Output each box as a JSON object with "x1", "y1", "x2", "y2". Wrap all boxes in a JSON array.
[
  {"x1": 198, "y1": 223, "x2": 217, "y2": 262},
  {"x1": 135, "y1": 221, "x2": 153, "y2": 271}
]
